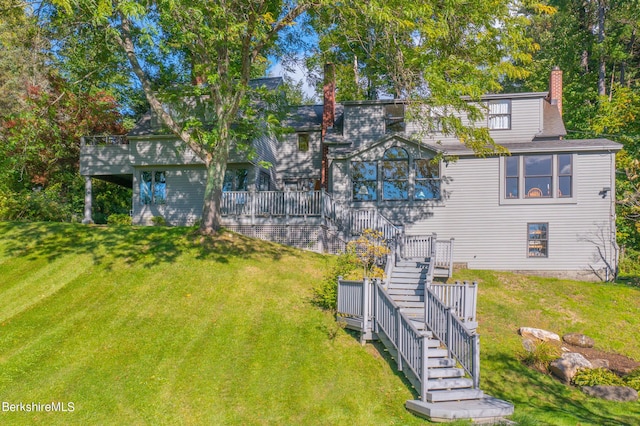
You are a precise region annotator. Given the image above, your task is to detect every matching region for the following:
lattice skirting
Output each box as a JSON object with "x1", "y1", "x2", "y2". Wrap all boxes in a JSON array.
[{"x1": 225, "y1": 225, "x2": 346, "y2": 254}]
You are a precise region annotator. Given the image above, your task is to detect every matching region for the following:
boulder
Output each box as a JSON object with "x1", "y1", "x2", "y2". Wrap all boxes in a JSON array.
[
  {"x1": 519, "y1": 327, "x2": 561, "y2": 344},
  {"x1": 550, "y1": 352, "x2": 592, "y2": 383},
  {"x1": 563, "y1": 333, "x2": 595, "y2": 348},
  {"x1": 521, "y1": 338, "x2": 537, "y2": 353},
  {"x1": 582, "y1": 385, "x2": 638, "y2": 402}
]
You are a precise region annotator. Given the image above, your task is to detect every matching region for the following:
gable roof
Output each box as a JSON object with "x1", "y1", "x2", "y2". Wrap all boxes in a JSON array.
[{"x1": 330, "y1": 134, "x2": 441, "y2": 160}]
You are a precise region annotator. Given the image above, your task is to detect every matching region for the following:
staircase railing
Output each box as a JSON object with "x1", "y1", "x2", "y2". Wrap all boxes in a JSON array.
[
  {"x1": 424, "y1": 286, "x2": 480, "y2": 388},
  {"x1": 350, "y1": 210, "x2": 401, "y2": 240},
  {"x1": 429, "y1": 281, "x2": 477, "y2": 324}
]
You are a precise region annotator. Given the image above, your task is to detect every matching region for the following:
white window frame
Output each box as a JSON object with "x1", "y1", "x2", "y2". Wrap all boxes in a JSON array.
[{"x1": 488, "y1": 99, "x2": 511, "y2": 130}]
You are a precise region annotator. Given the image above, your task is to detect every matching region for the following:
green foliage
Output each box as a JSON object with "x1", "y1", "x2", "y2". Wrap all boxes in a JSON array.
[
  {"x1": 347, "y1": 229, "x2": 390, "y2": 279},
  {"x1": 313, "y1": 249, "x2": 359, "y2": 311},
  {"x1": 624, "y1": 368, "x2": 640, "y2": 391},
  {"x1": 519, "y1": 341, "x2": 561, "y2": 373},
  {"x1": 107, "y1": 213, "x2": 132, "y2": 226},
  {"x1": 151, "y1": 216, "x2": 167, "y2": 226},
  {"x1": 572, "y1": 368, "x2": 624, "y2": 387}
]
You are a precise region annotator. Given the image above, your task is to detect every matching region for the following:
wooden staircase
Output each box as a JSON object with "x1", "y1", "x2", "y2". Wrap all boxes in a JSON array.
[{"x1": 386, "y1": 257, "x2": 514, "y2": 422}]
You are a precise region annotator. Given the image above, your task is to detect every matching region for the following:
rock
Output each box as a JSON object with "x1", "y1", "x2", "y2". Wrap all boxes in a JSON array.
[
  {"x1": 563, "y1": 333, "x2": 595, "y2": 348},
  {"x1": 521, "y1": 338, "x2": 536, "y2": 352},
  {"x1": 550, "y1": 353, "x2": 592, "y2": 383},
  {"x1": 590, "y1": 359, "x2": 610, "y2": 369},
  {"x1": 519, "y1": 327, "x2": 561, "y2": 344},
  {"x1": 582, "y1": 385, "x2": 638, "y2": 402}
]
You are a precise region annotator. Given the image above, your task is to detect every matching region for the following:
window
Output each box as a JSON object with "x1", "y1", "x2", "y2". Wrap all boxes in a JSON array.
[
  {"x1": 505, "y1": 156, "x2": 519, "y2": 199},
  {"x1": 352, "y1": 161, "x2": 377, "y2": 201},
  {"x1": 524, "y1": 155, "x2": 552, "y2": 198},
  {"x1": 415, "y1": 159, "x2": 440, "y2": 200},
  {"x1": 140, "y1": 171, "x2": 166, "y2": 205},
  {"x1": 527, "y1": 223, "x2": 548, "y2": 257},
  {"x1": 385, "y1": 104, "x2": 405, "y2": 133},
  {"x1": 223, "y1": 169, "x2": 248, "y2": 192},
  {"x1": 382, "y1": 147, "x2": 409, "y2": 200},
  {"x1": 297, "y1": 133, "x2": 309, "y2": 152},
  {"x1": 558, "y1": 154, "x2": 572, "y2": 197},
  {"x1": 488, "y1": 99, "x2": 511, "y2": 130},
  {"x1": 258, "y1": 172, "x2": 270, "y2": 191}
]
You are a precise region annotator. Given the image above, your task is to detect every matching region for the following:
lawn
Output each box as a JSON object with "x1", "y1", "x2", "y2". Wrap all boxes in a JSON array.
[{"x1": 0, "y1": 222, "x2": 639, "y2": 425}]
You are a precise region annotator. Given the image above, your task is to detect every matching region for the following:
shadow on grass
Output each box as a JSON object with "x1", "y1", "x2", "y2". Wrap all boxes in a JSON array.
[
  {"x1": 484, "y1": 351, "x2": 640, "y2": 425},
  {"x1": 0, "y1": 222, "x2": 301, "y2": 269}
]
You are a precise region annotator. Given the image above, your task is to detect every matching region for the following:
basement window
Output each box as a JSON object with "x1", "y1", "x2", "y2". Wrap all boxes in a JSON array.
[{"x1": 527, "y1": 223, "x2": 548, "y2": 258}]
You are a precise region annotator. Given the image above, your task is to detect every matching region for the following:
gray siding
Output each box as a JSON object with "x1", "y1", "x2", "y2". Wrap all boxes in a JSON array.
[
  {"x1": 404, "y1": 152, "x2": 616, "y2": 273},
  {"x1": 343, "y1": 104, "x2": 386, "y2": 148},
  {"x1": 133, "y1": 166, "x2": 206, "y2": 226},
  {"x1": 275, "y1": 131, "x2": 322, "y2": 186},
  {"x1": 80, "y1": 145, "x2": 133, "y2": 175}
]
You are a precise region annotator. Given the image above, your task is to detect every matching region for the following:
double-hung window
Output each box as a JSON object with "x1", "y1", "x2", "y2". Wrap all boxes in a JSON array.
[
  {"x1": 488, "y1": 99, "x2": 511, "y2": 130},
  {"x1": 140, "y1": 171, "x2": 166, "y2": 205}
]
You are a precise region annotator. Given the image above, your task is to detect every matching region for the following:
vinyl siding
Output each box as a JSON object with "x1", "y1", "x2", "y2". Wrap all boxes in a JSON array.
[
  {"x1": 343, "y1": 104, "x2": 386, "y2": 149},
  {"x1": 275, "y1": 131, "x2": 322, "y2": 185},
  {"x1": 80, "y1": 145, "x2": 133, "y2": 175}
]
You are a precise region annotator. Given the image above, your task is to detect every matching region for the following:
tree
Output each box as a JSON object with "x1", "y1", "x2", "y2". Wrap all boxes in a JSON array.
[
  {"x1": 43, "y1": 0, "x2": 316, "y2": 234},
  {"x1": 308, "y1": 0, "x2": 542, "y2": 153}
]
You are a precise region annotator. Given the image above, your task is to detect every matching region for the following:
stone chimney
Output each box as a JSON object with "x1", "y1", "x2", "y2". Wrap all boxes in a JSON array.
[
  {"x1": 548, "y1": 66, "x2": 563, "y2": 116},
  {"x1": 321, "y1": 63, "x2": 335, "y2": 189}
]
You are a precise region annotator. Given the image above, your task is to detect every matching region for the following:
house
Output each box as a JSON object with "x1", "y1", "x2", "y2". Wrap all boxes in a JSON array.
[{"x1": 80, "y1": 67, "x2": 621, "y2": 280}]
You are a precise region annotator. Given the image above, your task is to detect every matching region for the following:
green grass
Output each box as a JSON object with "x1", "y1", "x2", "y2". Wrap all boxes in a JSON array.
[{"x1": 0, "y1": 222, "x2": 639, "y2": 425}]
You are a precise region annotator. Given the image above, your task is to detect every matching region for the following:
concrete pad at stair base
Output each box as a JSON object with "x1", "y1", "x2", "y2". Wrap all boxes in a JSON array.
[{"x1": 406, "y1": 397, "x2": 514, "y2": 422}]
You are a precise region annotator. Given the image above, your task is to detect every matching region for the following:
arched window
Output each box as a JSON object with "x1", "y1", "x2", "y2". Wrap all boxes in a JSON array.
[{"x1": 382, "y1": 147, "x2": 409, "y2": 200}]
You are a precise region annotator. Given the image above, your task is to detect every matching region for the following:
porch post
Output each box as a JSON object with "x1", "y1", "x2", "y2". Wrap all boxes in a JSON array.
[{"x1": 82, "y1": 175, "x2": 94, "y2": 225}]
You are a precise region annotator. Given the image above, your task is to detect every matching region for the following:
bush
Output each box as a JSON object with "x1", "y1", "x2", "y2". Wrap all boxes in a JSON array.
[
  {"x1": 313, "y1": 249, "x2": 359, "y2": 311},
  {"x1": 519, "y1": 341, "x2": 561, "y2": 373},
  {"x1": 151, "y1": 216, "x2": 167, "y2": 226},
  {"x1": 572, "y1": 368, "x2": 624, "y2": 387},
  {"x1": 624, "y1": 368, "x2": 640, "y2": 391},
  {"x1": 107, "y1": 213, "x2": 132, "y2": 225}
]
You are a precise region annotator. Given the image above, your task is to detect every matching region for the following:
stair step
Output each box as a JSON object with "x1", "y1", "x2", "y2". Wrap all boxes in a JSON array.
[
  {"x1": 389, "y1": 295, "x2": 424, "y2": 302},
  {"x1": 397, "y1": 301, "x2": 425, "y2": 309},
  {"x1": 425, "y1": 377, "x2": 474, "y2": 390},
  {"x1": 426, "y1": 367, "x2": 465, "y2": 379},
  {"x1": 424, "y1": 339, "x2": 441, "y2": 348},
  {"x1": 388, "y1": 281, "x2": 424, "y2": 288},
  {"x1": 426, "y1": 358, "x2": 456, "y2": 368},
  {"x1": 406, "y1": 397, "x2": 514, "y2": 421},
  {"x1": 427, "y1": 348, "x2": 449, "y2": 358},
  {"x1": 388, "y1": 288, "x2": 424, "y2": 296},
  {"x1": 426, "y1": 388, "x2": 485, "y2": 403}
]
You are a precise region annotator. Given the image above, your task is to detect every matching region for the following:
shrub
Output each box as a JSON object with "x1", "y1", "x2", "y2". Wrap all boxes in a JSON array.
[
  {"x1": 347, "y1": 229, "x2": 390, "y2": 278},
  {"x1": 572, "y1": 368, "x2": 624, "y2": 387},
  {"x1": 313, "y1": 249, "x2": 359, "y2": 311},
  {"x1": 519, "y1": 341, "x2": 561, "y2": 373},
  {"x1": 151, "y1": 216, "x2": 167, "y2": 226},
  {"x1": 107, "y1": 213, "x2": 132, "y2": 225},
  {"x1": 624, "y1": 368, "x2": 640, "y2": 391}
]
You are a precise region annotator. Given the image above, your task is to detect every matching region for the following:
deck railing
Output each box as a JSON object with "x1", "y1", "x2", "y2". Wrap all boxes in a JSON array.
[
  {"x1": 398, "y1": 234, "x2": 437, "y2": 259},
  {"x1": 81, "y1": 135, "x2": 128, "y2": 146},
  {"x1": 435, "y1": 238, "x2": 455, "y2": 276},
  {"x1": 221, "y1": 190, "x2": 332, "y2": 219},
  {"x1": 424, "y1": 286, "x2": 480, "y2": 388},
  {"x1": 429, "y1": 281, "x2": 477, "y2": 324},
  {"x1": 350, "y1": 210, "x2": 401, "y2": 240}
]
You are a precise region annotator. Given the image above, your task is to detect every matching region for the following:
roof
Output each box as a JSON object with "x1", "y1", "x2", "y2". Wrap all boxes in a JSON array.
[
  {"x1": 440, "y1": 138, "x2": 622, "y2": 156},
  {"x1": 535, "y1": 101, "x2": 567, "y2": 139}
]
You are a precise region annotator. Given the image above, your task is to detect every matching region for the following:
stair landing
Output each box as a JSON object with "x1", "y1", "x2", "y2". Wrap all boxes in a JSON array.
[{"x1": 406, "y1": 397, "x2": 515, "y2": 423}]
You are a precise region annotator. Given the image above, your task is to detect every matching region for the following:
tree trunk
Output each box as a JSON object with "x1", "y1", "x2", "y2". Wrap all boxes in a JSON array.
[
  {"x1": 597, "y1": 1, "x2": 607, "y2": 97},
  {"x1": 199, "y1": 133, "x2": 230, "y2": 235}
]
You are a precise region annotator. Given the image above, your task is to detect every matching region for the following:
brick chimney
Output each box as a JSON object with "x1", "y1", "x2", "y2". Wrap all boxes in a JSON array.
[
  {"x1": 548, "y1": 66, "x2": 563, "y2": 116},
  {"x1": 321, "y1": 63, "x2": 335, "y2": 189}
]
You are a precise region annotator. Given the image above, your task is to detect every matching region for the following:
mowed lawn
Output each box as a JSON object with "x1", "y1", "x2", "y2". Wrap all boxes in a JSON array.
[
  {"x1": 0, "y1": 222, "x2": 639, "y2": 425},
  {"x1": 0, "y1": 222, "x2": 424, "y2": 425}
]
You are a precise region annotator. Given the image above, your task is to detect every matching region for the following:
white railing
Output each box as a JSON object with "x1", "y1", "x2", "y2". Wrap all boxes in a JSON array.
[
  {"x1": 336, "y1": 279, "x2": 366, "y2": 318},
  {"x1": 435, "y1": 238, "x2": 455, "y2": 276},
  {"x1": 221, "y1": 190, "x2": 330, "y2": 218},
  {"x1": 350, "y1": 210, "x2": 401, "y2": 240},
  {"x1": 398, "y1": 234, "x2": 437, "y2": 259},
  {"x1": 424, "y1": 286, "x2": 480, "y2": 388},
  {"x1": 429, "y1": 281, "x2": 477, "y2": 324}
]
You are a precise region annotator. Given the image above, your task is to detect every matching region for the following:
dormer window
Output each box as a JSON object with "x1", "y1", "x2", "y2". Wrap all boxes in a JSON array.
[
  {"x1": 297, "y1": 133, "x2": 310, "y2": 152},
  {"x1": 488, "y1": 99, "x2": 511, "y2": 130},
  {"x1": 385, "y1": 104, "x2": 405, "y2": 133}
]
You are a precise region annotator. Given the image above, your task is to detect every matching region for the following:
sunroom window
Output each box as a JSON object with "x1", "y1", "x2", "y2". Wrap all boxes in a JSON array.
[
  {"x1": 382, "y1": 147, "x2": 409, "y2": 200},
  {"x1": 140, "y1": 171, "x2": 166, "y2": 205},
  {"x1": 414, "y1": 159, "x2": 440, "y2": 200},
  {"x1": 352, "y1": 161, "x2": 377, "y2": 201},
  {"x1": 503, "y1": 154, "x2": 574, "y2": 201}
]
